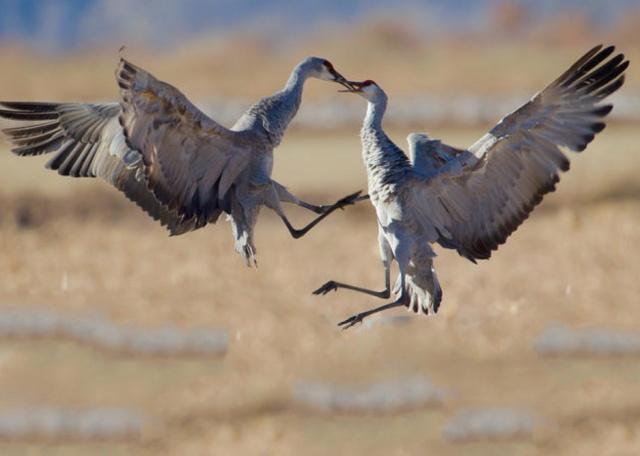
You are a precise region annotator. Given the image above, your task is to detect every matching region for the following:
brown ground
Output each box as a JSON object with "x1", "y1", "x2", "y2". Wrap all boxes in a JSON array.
[{"x1": 0, "y1": 126, "x2": 639, "y2": 455}]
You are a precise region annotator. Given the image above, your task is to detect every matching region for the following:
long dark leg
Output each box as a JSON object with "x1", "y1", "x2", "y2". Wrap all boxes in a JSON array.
[
  {"x1": 277, "y1": 206, "x2": 337, "y2": 239},
  {"x1": 278, "y1": 190, "x2": 362, "y2": 239},
  {"x1": 297, "y1": 200, "x2": 327, "y2": 215},
  {"x1": 314, "y1": 227, "x2": 391, "y2": 298},
  {"x1": 313, "y1": 263, "x2": 390, "y2": 299},
  {"x1": 298, "y1": 193, "x2": 370, "y2": 215},
  {"x1": 337, "y1": 263, "x2": 408, "y2": 330},
  {"x1": 338, "y1": 293, "x2": 407, "y2": 330}
]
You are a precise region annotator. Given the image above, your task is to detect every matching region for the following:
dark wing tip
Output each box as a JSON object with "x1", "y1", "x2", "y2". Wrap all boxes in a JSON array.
[
  {"x1": 618, "y1": 60, "x2": 630, "y2": 76},
  {"x1": 0, "y1": 102, "x2": 61, "y2": 122},
  {"x1": 0, "y1": 108, "x2": 58, "y2": 121},
  {"x1": 591, "y1": 122, "x2": 606, "y2": 133},
  {"x1": 591, "y1": 43, "x2": 605, "y2": 53},
  {"x1": 0, "y1": 101, "x2": 60, "y2": 112},
  {"x1": 555, "y1": 44, "x2": 628, "y2": 92},
  {"x1": 115, "y1": 58, "x2": 138, "y2": 90},
  {"x1": 592, "y1": 104, "x2": 613, "y2": 117}
]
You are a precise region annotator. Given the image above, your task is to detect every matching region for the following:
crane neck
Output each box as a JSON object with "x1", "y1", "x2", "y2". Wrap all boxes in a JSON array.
[
  {"x1": 282, "y1": 63, "x2": 313, "y2": 99},
  {"x1": 363, "y1": 95, "x2": 388, "y2": 131},
  {"x1": 244, "y1": 62, "x2": 312, "y2": 146},
  {"x1": 360, "y1": 92, "x2": 411, "y2": 190}
]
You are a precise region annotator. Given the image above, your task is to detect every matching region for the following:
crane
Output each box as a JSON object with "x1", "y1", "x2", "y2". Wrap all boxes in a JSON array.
[
  {"x1": 0, "y1": 56, "x2": 361, "y2": 266},
  {"x1": 314, "y1": 45, "x2": 628, "y2": 328}
]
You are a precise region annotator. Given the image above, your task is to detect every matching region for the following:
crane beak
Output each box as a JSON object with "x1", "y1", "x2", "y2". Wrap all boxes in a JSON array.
[
  {"x1": 330, "y1": 69, "x2": 355, "y2": 90},
  {"x1": 338, "y1": 81, "x2": 363, "y2": 93}
]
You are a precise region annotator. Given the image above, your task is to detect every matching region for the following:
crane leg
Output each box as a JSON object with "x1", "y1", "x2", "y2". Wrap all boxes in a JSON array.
[
  {"x1": 298, "y1": 193, "x2": 370, "y2": 214},
  {"x1": 337, "y1": 298, "x2": 406, "y2": 330},
  {"x1": 314, "y1": 227, "x2": 392, "y2": 298},
  {"x1": 337, "y1": 276, "x2": 408, "y2": 330},
  {"x1": 274, "y1": 190, "x2": 362, "y2": 239},
  {"x1": 312, "y1": 263, "x2": 391, "y2": 299},
  {"x1": 272, "y1": 179, "x2": 365, "y2": 213}
]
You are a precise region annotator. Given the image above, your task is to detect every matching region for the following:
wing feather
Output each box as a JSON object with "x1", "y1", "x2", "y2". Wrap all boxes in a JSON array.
[
  {"x1": 115, "y1": 58, "x2": 251, "y2": 224},
  {"x1": 410, "y1": 45, "x2": 628, "y2": 261},
  {"x1": 0, "y1": 101, "x2": 195, "y2": 235}
]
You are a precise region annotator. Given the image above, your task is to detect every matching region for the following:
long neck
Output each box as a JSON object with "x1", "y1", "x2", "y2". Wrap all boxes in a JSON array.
[
  {"x1": 360, "y1": 95, "x2": 411, "y2": 189},
  {"x1": 280, "y1": 63, "x2": 310, "y2": 110},
  {"x1": 363, "y1": 96, "x2": 387, "y2": 131},
  {"x1": 252, "y1": 63, "x2": 309, "y2": 145},
  {"x1": 284, "y1": 64, "x2": 309, "y2": 95}
]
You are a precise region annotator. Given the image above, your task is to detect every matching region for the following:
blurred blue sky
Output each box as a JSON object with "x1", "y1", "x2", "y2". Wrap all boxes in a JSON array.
[{"x1": 0, "y1": 0, "x2": 637, "y2": 51}]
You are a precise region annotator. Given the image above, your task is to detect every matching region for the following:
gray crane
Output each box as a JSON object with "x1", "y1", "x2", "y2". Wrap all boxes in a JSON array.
[
  {"x1": 0, "y1": 56, "x2": 360, "y2": 266},
  {"x1": 314, "y1": 45, "x2": 628, "y2": 328}
]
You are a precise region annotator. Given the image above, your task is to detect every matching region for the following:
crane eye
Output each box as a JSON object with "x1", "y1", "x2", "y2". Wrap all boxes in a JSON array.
[{"x1": 323, "y1": 60, "x2": 335, "y2": 71}]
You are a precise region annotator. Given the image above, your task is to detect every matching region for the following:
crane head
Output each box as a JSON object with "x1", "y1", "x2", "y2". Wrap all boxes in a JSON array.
[
  {"x1": 302, "y1": 57, "x2": 353, "y2": 90},
  {"x1": 339, "y1": 80, "x2": 385, "y2": 101}
]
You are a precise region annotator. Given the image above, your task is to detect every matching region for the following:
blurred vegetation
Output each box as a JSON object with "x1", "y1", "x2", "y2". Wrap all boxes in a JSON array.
[{"x1": 0, "y1": 6, "x2": 639, "y2": 102}]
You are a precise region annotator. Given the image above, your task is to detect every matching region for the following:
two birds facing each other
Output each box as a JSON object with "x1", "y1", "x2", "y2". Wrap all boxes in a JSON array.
[{"x1": 0, "y1": 45, "x2": 629, "y2": 328}]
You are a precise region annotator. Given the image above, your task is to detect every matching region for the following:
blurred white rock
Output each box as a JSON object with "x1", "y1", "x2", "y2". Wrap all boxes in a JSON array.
[
  {"x1": 443, "y1": 407, "x2": 539, "y2": 442},
  {"x1": 292, "y1": 376, "x2": 445, "y2": 413},
  {"x1": 535, "y1": 324, "x2": 640, "y2": 356},
  {"x1": 0, "y1": 308, "x2": 228, "y2": 357},
  {"x1": 0, "y1": 407, "x2": 145, "y2": 441}
]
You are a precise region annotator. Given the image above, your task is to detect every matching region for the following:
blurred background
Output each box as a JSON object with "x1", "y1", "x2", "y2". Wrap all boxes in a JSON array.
[{"x1": 0, "y1": 1, "x2": 639, "y2": 454}]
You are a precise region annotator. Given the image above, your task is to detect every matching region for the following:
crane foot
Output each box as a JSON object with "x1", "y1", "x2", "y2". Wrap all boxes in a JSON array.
[{"x1": 312, "y1": 281, "x2": 338, "y2": 295}]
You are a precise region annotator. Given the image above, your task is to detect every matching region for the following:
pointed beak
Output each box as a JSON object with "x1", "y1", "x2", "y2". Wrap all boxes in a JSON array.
[
  {"x1": 330, "y1": 69, "x2": 355, "y2": 90},
  {"x1": 338, "y1": 81, "x2": 363, "y2": 93}
]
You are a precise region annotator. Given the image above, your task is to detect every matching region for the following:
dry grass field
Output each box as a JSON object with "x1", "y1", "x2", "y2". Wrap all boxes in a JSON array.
[
  {"x1": 1, "y1": 27, "x2": 640, "y2": 103},
  {"x1": 0, "y1": 123, "x2": 639, "y2": 454}
]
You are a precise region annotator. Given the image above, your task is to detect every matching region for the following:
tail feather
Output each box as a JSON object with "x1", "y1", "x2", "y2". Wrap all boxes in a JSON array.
[
  {"x1": 394, "y1": 257, "x2": 442, "y2": 315},
  {"x1": 227, "y1": 190, "x2": 258, "y2": 267}
]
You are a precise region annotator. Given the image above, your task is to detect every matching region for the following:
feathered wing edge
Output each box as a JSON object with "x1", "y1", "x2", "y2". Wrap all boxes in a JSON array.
[
  {"x1": 0, "y1": 101, "x2": 116, "y2": 176},
  {"x1": 416, "y1": 45, "x2": 628, "y2": 263},
  {"x1": 114, "y1": 58, "x2": 251, "y2": 232},
  {"x1": 0, "y1": 101, "x2": 196, "y2": 235}
]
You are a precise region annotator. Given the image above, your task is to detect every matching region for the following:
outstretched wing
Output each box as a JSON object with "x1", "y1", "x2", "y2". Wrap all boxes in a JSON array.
[
  {"x1": 116, "y1": 59, "x2": 252, "y2": 226},
  {"x1": 410, "y1": 45, "x2": 628, "y2": 262},
  {"x1": 0, "y1": 101, "x2": 195, "y2": 235}
]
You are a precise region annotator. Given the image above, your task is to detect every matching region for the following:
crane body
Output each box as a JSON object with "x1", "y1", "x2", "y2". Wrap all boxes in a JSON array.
[
  {"x1": 314, "y1": 45, "x2": 629, "y2": 328},
  {"x1": 1, "y1": 57, "x2": 360, "y2": 266}
]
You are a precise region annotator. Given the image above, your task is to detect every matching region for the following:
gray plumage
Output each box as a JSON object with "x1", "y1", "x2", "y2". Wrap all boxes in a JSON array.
[
  {"x1": 314, "y1": 45, "x2": 629, "y2": 328},
  {"x1": 0, "y1": 56, "x2": 360, "y2": 265}
]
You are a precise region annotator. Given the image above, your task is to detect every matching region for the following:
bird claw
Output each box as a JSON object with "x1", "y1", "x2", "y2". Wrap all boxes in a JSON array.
[
  {"x1": 315, "y1": 191, "x2": 362, "y2": 214},
  {"x1": 337, "y1": 313, "x2": 365, "y2": 330},
  {"x1": 334, "y1": 190, "x2": 363, "y2": 211},
  {"x1": 312, "y1": 280, "x2": 338, "y2": 295}
]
